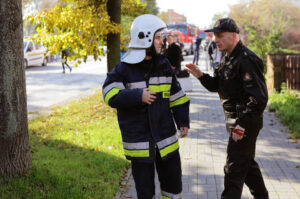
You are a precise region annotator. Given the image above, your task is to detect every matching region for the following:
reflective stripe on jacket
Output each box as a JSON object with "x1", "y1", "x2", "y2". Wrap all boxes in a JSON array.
[{"x1": 102, "y1": 55, "x2": 189, "y2": 162}]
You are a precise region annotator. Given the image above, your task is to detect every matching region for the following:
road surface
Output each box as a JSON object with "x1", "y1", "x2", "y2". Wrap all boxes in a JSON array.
[{"x1": 25, "y1": 56, "x2": 107, "y2": 115}]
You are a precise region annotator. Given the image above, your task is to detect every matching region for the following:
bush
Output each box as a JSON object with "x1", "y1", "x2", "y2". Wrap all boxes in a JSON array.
[
  {"x1": 268, "y1": 83, "x2": 300, "y2": 138},
  {"x1": 275, "y1": 48, "x2": 300, "y2": 54}
]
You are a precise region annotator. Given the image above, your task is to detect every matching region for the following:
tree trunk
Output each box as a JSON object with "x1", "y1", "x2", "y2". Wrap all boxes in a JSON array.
[
  {"x1": 107, "y1": 0, "x2": 121, "y2": 72},
  {"x1": 0, "y1": 0, "x2": 32, "y2": 176}
]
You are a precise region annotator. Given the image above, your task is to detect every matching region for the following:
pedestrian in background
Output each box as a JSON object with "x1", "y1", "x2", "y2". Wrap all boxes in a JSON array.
[
  {"x1": 207, "y1": 36, "x2": 217, "y2": 70},
  {"x1": 61, "y1": 49, "x2": 72, "y2": 73},
  {"x1": 186, "y1": 18, "x2": 269, "y2": 199},
  {"x1": 102, "y1": 14, "x2": 190, "y2": 199},
  {"x1": 165, "y1": 34, "x2": 183, "y2": 75},
  {"x1": 193, "y1": 35, "x2": 202, "y2": 65},
  {"x1": 213, "y1": 47, "x2": 224, "y2": 70}
]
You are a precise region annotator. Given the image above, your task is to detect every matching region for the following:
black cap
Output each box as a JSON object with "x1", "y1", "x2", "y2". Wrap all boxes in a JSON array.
[{"x1": 205, "y1": 18, "x2": 240, "y2": 33}]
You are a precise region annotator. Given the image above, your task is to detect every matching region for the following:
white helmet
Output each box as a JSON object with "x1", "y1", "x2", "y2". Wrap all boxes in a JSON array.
[{"x1": 122, "y1": 14, "x2": 166, "y2": 64}]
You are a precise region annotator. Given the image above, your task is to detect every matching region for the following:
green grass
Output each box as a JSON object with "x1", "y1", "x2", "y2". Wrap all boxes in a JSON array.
[
  {"x1": 0, "y1": 91, "x2": 129, "y2": 199},
  {"x1": 268, "y1": 84, "x2": 300, "y2": 139}
]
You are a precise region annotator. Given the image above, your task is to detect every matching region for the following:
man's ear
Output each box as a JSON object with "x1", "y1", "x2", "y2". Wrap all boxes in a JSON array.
[{"x1": 233, "y1": 32, "x2": 239, "y2": 41}]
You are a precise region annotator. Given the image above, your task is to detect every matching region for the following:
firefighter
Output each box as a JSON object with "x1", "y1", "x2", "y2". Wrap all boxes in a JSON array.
[
  {"x1": 102, "y1": 14, "x2": 190, "y2": 199},
  {"x1": 185, "y1": 18, "x2": 269, "y2": 199}
]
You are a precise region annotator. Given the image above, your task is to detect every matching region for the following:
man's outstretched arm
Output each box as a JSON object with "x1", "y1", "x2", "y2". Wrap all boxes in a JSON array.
[{"x1": 185, "y1": 63, "x2": 219, "y2": 92}]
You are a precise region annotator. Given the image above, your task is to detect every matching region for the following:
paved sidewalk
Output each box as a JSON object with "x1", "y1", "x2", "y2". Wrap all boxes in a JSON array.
[{"x1": 115, "y1": 54, "x2": 300, "y2": 199}]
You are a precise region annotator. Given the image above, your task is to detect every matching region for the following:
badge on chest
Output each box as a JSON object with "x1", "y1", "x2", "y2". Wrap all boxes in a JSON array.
[{"x1": 243, "y1": 72, "x2": 252, "y2": 81}]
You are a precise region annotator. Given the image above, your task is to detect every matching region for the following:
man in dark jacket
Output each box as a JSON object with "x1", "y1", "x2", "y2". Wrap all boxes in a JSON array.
[
  {"x1": 102, "y1": 14, "x2": 190, "y2": 199},
  {"x1": 186, "y1": 18, "x2": 269, "y2": 199},
  {"x1": 165, "y1": 34, "x2": 183, "y2": 74}
]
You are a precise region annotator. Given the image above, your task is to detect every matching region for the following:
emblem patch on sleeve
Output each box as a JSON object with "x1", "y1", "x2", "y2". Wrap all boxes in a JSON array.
[{"x1": 243, "y1": 72, "x2": 252, "y2": 81}]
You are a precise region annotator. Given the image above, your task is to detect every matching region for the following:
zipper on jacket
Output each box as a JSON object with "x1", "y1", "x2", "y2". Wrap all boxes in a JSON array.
[{"x1": 143, "y1": 60, "x2": 156, "y2": 161}]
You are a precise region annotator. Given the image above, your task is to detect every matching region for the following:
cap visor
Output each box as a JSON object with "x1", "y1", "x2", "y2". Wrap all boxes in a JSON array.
[
  {"x1": 122, "y1": 48, "x2": 146, "y2": 64},
  {"x1": 204, "y1": 28, "x2": 224, "y2": 32}
]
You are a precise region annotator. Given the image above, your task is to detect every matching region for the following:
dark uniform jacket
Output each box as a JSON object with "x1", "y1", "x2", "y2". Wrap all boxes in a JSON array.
[
  {"x1": 199, "y1": 41, "x2": 268, "y2": 133},
  {"x1": 62, "y1": 49, "x2": 70, "y2": 59},
  {"x1": 195, "y1": 37, "x2": 202, "y2": 51},
  {"x1": 102, "y1": 55, "x2": 190, "y2": 162},
  {"x1": 165, "y1": 43, "x2": 183, "y2": 71}
]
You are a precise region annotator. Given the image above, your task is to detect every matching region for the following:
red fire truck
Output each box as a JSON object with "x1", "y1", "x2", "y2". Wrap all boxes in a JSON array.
[
  {"x1": 197, "y1": 29, "x2": 207, "y2": 40},
  {"x1": 167, "y1": 22, "x2": 198, "y2": 55}
]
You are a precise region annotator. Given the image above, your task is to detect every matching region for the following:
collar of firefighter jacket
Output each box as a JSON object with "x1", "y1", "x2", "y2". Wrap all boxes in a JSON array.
[{"x1": 227, "y1": 40, "x2": 243, "y2": 61}]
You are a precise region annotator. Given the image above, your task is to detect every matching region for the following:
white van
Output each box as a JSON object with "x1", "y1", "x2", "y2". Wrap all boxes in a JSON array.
[{"x1": 23, "y1": 40, "x2": 48, "y2": 69}]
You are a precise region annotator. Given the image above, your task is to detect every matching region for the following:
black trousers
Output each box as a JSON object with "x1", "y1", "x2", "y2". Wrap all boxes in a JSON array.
[
  {"x1": 193, "y1": 50, "x2": 200, "y2": 65},
  {"x1": 131, "y1": 150, "x2": 182, "y2": 199},
  {"x1": 62, "y1": 61, "x2": 71, "y2": 71},
  {"x1": 221, "y1": 125, "x2": 269, "y2": 199}
]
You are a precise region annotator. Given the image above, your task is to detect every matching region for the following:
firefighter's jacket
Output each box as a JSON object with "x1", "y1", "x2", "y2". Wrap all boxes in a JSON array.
[
  {"x1": 199, "y1": 41, "x2": 268, "y2": 133},
  {"x1": 102, "y1": 55, "x2": 190, "y2": 162}
]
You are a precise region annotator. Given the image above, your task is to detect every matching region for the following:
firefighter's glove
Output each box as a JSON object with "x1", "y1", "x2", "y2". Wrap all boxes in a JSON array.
[
  {"x1": 180, "y1": 127, "x2": 189, "y2": 138},
  {"x1": 232, "y1": 125, "x2": 245, "y2": 142},
  {"x1": 142, "y1": 88, "x2": 156, "y2": 105}
]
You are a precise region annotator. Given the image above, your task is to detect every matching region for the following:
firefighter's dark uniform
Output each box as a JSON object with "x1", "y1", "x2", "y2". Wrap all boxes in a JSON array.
[
  {"x1": 198, "y1": 41, "x2": 269, "y2": 199},
  {"x1": 102, "y1": 54, "x2": 190, "y2": 199}
]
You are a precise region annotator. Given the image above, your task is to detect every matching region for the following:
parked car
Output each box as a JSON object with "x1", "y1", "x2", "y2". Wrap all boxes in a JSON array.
[{"x1": 23, "y1": 40, "x2": 48, "y2": 69}]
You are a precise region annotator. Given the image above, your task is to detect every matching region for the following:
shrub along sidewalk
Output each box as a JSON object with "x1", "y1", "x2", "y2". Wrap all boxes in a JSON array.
[
  {"x1": 0, "y1": 91, "x2": 129, "y2": 199},
  {"x1": 268, "y1": 85, "x2": 300, "y2": 139}
]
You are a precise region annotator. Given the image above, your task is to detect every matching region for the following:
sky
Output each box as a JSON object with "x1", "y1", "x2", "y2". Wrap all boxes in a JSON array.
[{"x1": 156, "y1": 0, "x2": 241, "y2": 29}]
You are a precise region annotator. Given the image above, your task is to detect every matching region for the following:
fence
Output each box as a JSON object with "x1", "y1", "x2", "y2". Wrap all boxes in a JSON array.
[{"x1": 267, "y1": 53, "x2": 300, "y2": 93}]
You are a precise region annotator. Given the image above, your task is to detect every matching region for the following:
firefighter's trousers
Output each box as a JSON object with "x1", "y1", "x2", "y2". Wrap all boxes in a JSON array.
[{"x1": 131, "y1": 149, "x2": 182, "y2": 199}]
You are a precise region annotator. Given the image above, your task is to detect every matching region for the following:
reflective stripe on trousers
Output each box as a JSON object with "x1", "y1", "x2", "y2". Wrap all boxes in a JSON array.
[{"x1": 161, "y1": 190, "x2": 182, "y2": 199}]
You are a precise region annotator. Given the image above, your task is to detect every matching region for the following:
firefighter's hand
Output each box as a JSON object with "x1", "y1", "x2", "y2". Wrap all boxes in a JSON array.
[
  {"x1": 142, "y1": 88, "x2": 156, "y2": 104},
  {"x1": 185, "y1": 63, "x2": 203, "y2": 78},
  {"x1": 180, "y1": 127, "x2": 189, "y2": 138},
  {"x1": 232, "y1": 125, "x2": 245, "y2": 142}
]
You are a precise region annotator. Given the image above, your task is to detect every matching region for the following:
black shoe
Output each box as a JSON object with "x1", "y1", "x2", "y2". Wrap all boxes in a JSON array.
[{"x1": 70, "y1": 68, "x2": 72, "y2": 73}]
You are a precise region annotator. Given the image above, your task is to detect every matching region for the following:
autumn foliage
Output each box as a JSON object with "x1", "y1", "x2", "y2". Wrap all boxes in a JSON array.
[{"x1": 26, "y1": 0, "x2": 147, "y2": 66}]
